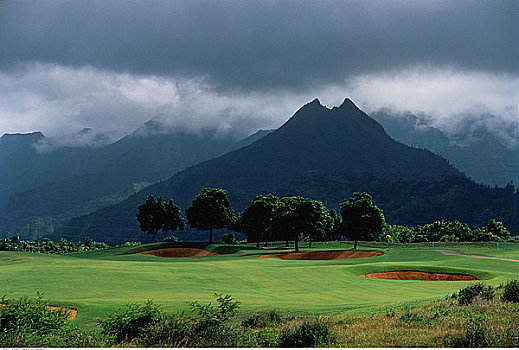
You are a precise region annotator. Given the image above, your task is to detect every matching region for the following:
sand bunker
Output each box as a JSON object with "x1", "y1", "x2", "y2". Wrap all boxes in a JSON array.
[
  {"x1": 0, "y1": 304, "x2": 77, "y2": 320},
  {"x1": 47, "y1": 306, "x2": 78, "y2": 320},
  {"x1": 259, "y1": 249, "x2": 383, "y2": 260},
  {"x1": 136, "y1": 247, "x2": 219, "y2": 258},
  {"x1": 361, "y1": 270, "x2": 478, "y2": 281}
]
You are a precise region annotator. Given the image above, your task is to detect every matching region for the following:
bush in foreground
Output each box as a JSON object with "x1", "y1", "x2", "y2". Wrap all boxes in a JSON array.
[
  {"x1": 97, "y1": 300, "x2": 162, "y2": 343},
  {"x1": 456, "y1": 282, "x2": 495, "y2": 305},
  {"x1": 0, "y1": 293, "x2": 71, "y2": 335},
  {"x1": 502, "y1": 280, "x2": 519, "y2": 303},
  {"x1": 277, "y1": 319, "x2": 332, "y2": 347}
]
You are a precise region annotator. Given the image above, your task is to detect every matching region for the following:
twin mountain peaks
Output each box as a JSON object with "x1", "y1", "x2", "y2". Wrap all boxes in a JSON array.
[{"x1": 1, "y1": 98, "x2": 517, "y2": 243}]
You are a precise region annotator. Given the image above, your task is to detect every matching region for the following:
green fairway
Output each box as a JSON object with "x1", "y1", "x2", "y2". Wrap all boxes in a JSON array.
[{"x1": 0, "y1": 242, "x2": 517, "y2": 327}]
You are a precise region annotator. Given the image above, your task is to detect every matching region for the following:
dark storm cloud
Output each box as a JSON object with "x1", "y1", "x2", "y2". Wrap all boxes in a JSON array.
[{"x1": 1, "y1": 0, "x2": 517, "y2": 91}]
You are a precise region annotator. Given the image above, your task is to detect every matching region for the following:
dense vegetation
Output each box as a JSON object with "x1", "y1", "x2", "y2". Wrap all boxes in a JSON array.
[
  {"x1": 1, "y1": 281, "x2": 518, "y2": 347},
  {"x1": 0, "y1": 237, "x2": 110, "y2": 254},
  {"x1": 132, "y1": 187, "x2": 517, "y2": 248},
  {"x1": 0, "y1": 237, "x2": 146, "y2": 254}
]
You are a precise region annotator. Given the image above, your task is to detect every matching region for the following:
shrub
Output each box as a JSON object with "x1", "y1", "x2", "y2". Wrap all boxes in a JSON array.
[
  {"x1": 97, "y1": 300, "x2": 162, "y2": 343},
  {"x1": 502, "y1": 280, "x2": 519, "y2": 303},
  {"x1": 187, "y1": 294, "x2": 241, "y2": 346},
  {"x1": 277, "y1": 319, "x2": 331, "y2": 347},
  {"x1": 0, "y1": 293, "x2": 71, "y2": 335},
  {"x1": 457, "y1": 283, "x2": 495, "y2": 305},
  {"x1": 221, "y1": 233, "x2": 238, "y2": 244},
  {"x1": 446, "y1": 316, "x2": 488, "y2": 347},
  {"x1": 162, "y1": 236, "x2": 179, "y2": 243},
  {"x1": 242, "y1": 309, "x2": 284, "y2": 328},
  {"x1": 116, "y1": 241, "x2": 142, "y2": 247},
  {"x1": 134, "y1": 313, "x2": 189, "y2": 347}
]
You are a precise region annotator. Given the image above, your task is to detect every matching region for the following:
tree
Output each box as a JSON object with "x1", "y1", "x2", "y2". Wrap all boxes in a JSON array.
[
  {"x1": 272, "y1": 197, "x2": 331, "y2": 252},
  {"x1": 485, "y1": 219, "x2": 511, "y2": 240},
  {"x1": 340, "y1": 192, "x2": 385, "y2": 249},
  {"x1": 136, "y1": 195, "x2": 186, "y2": 243},
  {"x1": 240, "y1": 194, "x2": 280, "y2": 247},
  {"x1": 185, "y1": 188, "x2": 237, "y2": 243}
]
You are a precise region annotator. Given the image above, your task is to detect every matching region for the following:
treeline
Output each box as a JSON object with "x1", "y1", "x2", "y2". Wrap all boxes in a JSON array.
[
  {"x1": 136, "y1": 188, "x2": 517, "y2": 249},
  {"x1": 0, "y1": 237, "x2": 140, "y2": 254}
]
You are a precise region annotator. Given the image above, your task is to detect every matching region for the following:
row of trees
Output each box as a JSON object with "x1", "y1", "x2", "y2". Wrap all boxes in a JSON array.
[
  {"x1": 384, "y1": 219, "x2": 513, "y2": 243},
  {"x1": 136, "y1": 187, "x2": 514, "y2": 249},
  {"x1": 0, "y1": 237, "x2": 110, "y2": 254},
  {"x1": 136, "y1": 188, "x2": 384, "y2": 250}
]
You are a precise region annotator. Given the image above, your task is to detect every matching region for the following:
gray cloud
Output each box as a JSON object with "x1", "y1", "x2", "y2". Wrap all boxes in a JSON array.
[
  {"x1": 0, "y1": 1, "x2": 517, "y2": 147},
  {"x1": 0, "y1": 64, "x2": 516, "y2": 148},
  {"x1": 0, "y1": 0, "x2": 517, "y2": 91}
]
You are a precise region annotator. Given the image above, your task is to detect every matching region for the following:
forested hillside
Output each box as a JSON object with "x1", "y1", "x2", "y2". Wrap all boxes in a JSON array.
[{"x1": 57, "y1": 99, "x2": 518, "y2": 244}]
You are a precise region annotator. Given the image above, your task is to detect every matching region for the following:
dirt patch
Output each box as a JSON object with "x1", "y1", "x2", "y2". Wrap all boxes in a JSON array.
[
  {"x1": 361, "y1": 270, "x2": 478, "y2": 281},
  {"x1": 0, "y1": 304, "x2": 77, "y2": 321},
  {"x1": 1, "y1": 258, "x2": 22, "y2": 262},
  {"x1": 259, "y1": 249, "x2": 383, "y2": 260},
  {"x1": 136, "y1": 247, "x2": 219, "y2": 258}
]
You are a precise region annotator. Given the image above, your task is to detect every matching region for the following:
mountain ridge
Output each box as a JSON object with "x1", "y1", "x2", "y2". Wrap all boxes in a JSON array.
[{"x1": 56, "y1": 97, "x2": 509, "y2": 244}]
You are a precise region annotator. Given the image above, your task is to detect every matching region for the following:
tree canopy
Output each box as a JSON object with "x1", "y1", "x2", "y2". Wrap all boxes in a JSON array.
[
  {"x1": 185, "y1": 188, "x2": 237, "y2": 243},
  {"x1": 272, "y1": 196, "x2": 333, "y2": 251},
  {"x1": 240, "y1": 194, "x2": 280, "y2": 247},
  {"x1": 136, "y1": 195, "x2": 186, "y2": 243},
  {"x1": 340, "y1": 192, "x2": 385, "y2": 249}
]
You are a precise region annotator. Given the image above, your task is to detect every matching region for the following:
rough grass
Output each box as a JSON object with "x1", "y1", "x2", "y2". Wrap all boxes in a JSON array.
[{"x1": 329, "y1": 296, "x2": 519, "y2": 347}]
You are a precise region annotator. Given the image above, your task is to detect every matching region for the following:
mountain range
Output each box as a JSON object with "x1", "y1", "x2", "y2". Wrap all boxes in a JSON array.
[
  {"x1": 1, "y1": 98, "x2": 517, "y2": 243},
  {"x1": 52, "y1": 98, "x2": 518, "y2": 243},
  {"x1": 370, "y1": 111, "x2": 519, "y2": 187},
  {"x1": 0, "y1": 121, "x2": 258, "y2": 239}
]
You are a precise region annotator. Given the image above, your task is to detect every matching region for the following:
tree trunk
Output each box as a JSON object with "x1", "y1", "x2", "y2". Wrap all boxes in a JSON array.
[
  {"x1": 354, "y1": 240, "x2": 358, "y2": 250},
  {"x1": 150, "y1": 231, "x2": 158, "y2": 244},
  {"x1": 295, "y1": 239, "x2": 299, "y2": 252},
  {"x1": 309, "y1": 235, "x2": 312, "y2": 248},
  {"x1": 209, "y1": 227, "x2": 213, "y2": 244},
  {"x1": 256, "y1": 241, "x2": 260, "y2": 248},
  {"x1": 264, "y1": 241, "x2": 268, "y2": 247},
  {"x1": 285, "y1": 240, "x2": 289, "y2": 247}
]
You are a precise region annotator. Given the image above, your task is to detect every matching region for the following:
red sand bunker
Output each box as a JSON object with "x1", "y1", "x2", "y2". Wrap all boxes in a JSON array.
[
  {"x1": 47, "y1": 306, "x2": 78, "y2": 320},
  {"x1": 0, "y1": 304, "x2": 77, "y2": 320},
  {"x1": 361, "y1": 270, "x2": 478, "y2": 281},
  {"x1": 259, "y1": 249, "x2": 383, "y2": 260},
  {"x1": 136, "y1": 247, "x2": 219, "y2": 258}
]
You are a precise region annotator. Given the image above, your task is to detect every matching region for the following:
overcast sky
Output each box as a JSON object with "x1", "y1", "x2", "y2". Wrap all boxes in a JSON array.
[{"x1": 0, "y1": 0, "x2": 517, "y2": 143}]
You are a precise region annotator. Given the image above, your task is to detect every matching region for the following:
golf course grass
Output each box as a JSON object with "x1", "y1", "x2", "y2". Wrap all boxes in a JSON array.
[{"x1": 0, "y1": 242, "x2": 517, "y2": 328}]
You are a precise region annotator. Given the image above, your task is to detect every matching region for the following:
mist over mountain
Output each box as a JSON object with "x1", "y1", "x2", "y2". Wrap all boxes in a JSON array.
[
  {"x1": 56, "y1": 98, "x2": 518, "y2": 244},
  {"x1": 0, "y1": 118, "x2": 262, "y2": 239},
  {"x1": 2, "y1": 98, "x2": 517, "y2": 243},
  {"x1": 371, "y1": 110, "x2": 519, "y2": 187}
]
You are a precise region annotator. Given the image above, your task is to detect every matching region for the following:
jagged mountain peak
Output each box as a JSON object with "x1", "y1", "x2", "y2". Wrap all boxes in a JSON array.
[
  {"x1": 1, "y1": 131, "x2": 45, "y2": 141},
  {"x1": 338, "y1": 97, "x2": 358, "y2": 110}
]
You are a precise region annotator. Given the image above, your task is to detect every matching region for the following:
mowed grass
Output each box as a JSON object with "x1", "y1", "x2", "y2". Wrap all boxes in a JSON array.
[{"x1": 0, "y1": 242, "x2": 517, "y2": 327}]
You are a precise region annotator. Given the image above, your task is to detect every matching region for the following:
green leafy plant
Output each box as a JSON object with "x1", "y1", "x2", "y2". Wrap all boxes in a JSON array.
[
  {"x1": 0, "y1": 292, "x2": 71, "y2": 335},
  {"x1": 97, "y1": 300, "x2": 162, "y2": 343},
  {"x1": 457, "y1": 283, "x2": 495, "y2": 305},
  {"x1": 242, "y1": 309, "x2": 284, "y2": 328},
  {"x1": 277, "y1": 319, "x2": 332, "y2": 347},
  {"x1": 502, "y1": 280, "x2": 519, "y2": 303},
  {"x1": 221, "y1": 232, "x2": 238, "y2": 244}
]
